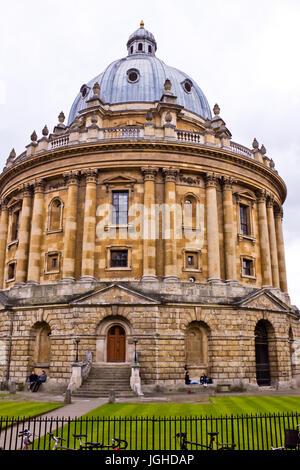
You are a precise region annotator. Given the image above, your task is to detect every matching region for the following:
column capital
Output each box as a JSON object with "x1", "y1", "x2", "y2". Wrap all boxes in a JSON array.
[
  {"x1": 81, "y1": 168, "x2": 98, "y2": 184},
  {"x1": 266, "y1": 194, "x2": 275, "y2": 208},
  {"x1": 0, "y1": 198, "x2": 9, "y2": 211},
  {"x1": 204, "y1": 172, "x2": 218, "y2": 188},
  {"x1": 141, "y1": 166, "x2": 158, "y2": 182},
  {"x1": 274, "y1": 206, "x2": 284, "y2": 219},
  {"x1": 221, "y1": 175, "x2": 235, "y2": 191},
  {"x1": 32, "y1": 177, "x2": 46, "y2": 194},
  {"x1": 256, "y1": 188, "x2": 267, "y2": 203},
  {"x1": 162, "y1": 167, "x2": 178, "y2": 183},
  {"x1": 19, "y1": 182, "x2": 33, "y2": 199},
  {"x1": 63, "y1": 170, "x2": 80, "y2": 186}
]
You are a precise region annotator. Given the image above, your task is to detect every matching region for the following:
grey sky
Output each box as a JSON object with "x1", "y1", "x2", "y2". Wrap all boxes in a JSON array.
[{"x1": 0, "y1": 0, "x2": 299, "y2": 306}]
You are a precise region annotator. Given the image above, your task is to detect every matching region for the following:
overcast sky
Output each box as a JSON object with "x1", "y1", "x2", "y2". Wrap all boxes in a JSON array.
[{"x1": 0, "y1": 0, "x2": 299, "y2": 306}]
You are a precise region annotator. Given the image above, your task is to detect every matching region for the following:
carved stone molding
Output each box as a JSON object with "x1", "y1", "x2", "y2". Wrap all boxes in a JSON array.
[
  {"x1": 204, "y1": 172, "x2": 218, "y2": 188},
  {"x1": 141, "y1": 166, "x2": 158, "y2": 182},
  {"x1": 162, "y1": 167, "x2": 178, "y2": 183}
]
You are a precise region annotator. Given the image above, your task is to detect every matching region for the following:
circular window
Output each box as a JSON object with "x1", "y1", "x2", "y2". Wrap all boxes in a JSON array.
[
  {"x1": 80, "y1": 84, "x2": 89, "y2": 98},
  {"x1": 189, "y1": 276, "x2": 195, "y2": 283},
  {"x1": 182, "y1": 79, "x2": 193, "y2": 94},
  {"x1": 127, "y1": 68, "x2": 140, "y2": 84}
]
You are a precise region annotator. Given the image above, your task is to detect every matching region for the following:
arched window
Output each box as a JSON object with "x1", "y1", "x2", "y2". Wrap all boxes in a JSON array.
[
  {"x1": 31, "y1": 322, "x2": 51, "y2": 366},
  {"x1": 185, "y1": 322, "x2": 209, "y2": 366},
  {"x1": 138, "y1": 42, "x2": 143, "y2": 51},
  {"x1": 255, "y1": 321, "x2": 271, "y2": 386},
  {"x1": 182, "y1": 194, "x2": 199, "y2": 233},
  {"x1": 48, "y1": 198, "x2": 63, "y2": 232}
]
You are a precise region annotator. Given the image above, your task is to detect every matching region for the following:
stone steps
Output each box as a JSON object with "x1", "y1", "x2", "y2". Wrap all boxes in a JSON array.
[{"x1": 72, "y1": 364, "x2": 136, "y2": 398}]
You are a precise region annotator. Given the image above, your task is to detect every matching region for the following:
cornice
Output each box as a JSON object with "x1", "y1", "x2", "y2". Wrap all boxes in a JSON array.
[{"x1": 0, "y1": 140, "x2": 287, "y2": 202}]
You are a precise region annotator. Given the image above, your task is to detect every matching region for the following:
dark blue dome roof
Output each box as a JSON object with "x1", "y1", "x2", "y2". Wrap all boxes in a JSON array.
[{"x1": 68, "y1": 24, "x2": 211, "y2": 125}]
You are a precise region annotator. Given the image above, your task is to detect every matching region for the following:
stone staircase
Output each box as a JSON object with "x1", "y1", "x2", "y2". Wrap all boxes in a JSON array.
[{"x1": 72, "y1": 363, "x2": 136, "y2": 398}]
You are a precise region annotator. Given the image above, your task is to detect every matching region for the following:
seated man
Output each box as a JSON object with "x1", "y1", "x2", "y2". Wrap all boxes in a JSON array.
[
  {"x1": 32, "y1": 370, "x2": 47, "y2": 392},
  {"x1": 26, "y1": 370, "x2": 38, "y2": 391},
  {"x1": 185, "y1": 371, "x2": 200, "y2": 385}
]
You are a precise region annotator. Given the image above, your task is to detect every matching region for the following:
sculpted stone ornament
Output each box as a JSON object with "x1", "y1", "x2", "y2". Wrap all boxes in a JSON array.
[
  {"x1": 30, "y1": 130, "x2": 37, "y2": 142},
  {"x1": 92, "y1": 82, "x2": 100, "y2": 96},
  {"x1": 252, "y1": 138, "x2": 259, "y2": 150},
  {"x1": 42, "y1": 125, "x2": 49, "y2": 137}
]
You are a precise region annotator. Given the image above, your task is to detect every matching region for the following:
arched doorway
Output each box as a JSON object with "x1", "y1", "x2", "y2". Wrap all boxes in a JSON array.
[
  {"x1": 255, "y1": 321, "x2": 271, "y2": 386},
  {"x1": 107, "y1": 325, "x2": 126, "y2": 362}
]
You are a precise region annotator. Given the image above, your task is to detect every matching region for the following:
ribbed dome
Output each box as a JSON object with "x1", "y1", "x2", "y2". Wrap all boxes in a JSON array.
[{"x1": 67, "y1": 24, "x2": 212, "y2": 125}]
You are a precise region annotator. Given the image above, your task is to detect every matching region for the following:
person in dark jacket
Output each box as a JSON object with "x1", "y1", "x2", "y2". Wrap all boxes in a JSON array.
[
  {"x1": 185, "y1": 371, "x2": 191, "y2": 384},
  {"x1": 26, "y1": 370, "x2": 38, "y2": 391},
  {"x1": 32, "y1": 370, "x2": 47, "y2": 392}
]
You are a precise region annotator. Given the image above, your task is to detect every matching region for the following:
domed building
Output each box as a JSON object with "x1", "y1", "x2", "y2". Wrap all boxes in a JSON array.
[{"x1": 0, "y1": 22, "x2": 299, "y2": 394}]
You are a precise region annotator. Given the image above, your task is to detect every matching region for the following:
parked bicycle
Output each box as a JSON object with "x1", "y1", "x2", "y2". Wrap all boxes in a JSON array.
[
  {"x1": 271, "y1": 424, "x2": 300, "y2": 450},
  {"x1": 48, "y1": 432, "x2": 128, "y2": 450},
  {"x1": 176, "y1": 431, "x2": 235, "y2": 451},
  {"x1": 19, "y1": 429, "x2": 36, "y2": 450}
]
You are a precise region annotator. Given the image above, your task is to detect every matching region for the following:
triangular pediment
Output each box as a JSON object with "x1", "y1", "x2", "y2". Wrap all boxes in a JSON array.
[
  {"x1": 72, "y1": 284, "x2": 160, "y2": 305},
  {"x1": 236, "y1": 289, "x2": 290, "y2": 312},
  {"x1": 103, "y1": 175, "x2": 137, "y2": 185}
]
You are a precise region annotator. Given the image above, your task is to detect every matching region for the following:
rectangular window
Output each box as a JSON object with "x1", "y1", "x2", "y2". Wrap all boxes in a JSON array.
[
  {"x1": 187, "y1": 255, "x2": 194, "y2": 266},
  {"x1": 110, "y1": 250, "x2": 128, "y2": 268},
  {"x1": 45, "y1": 252, "x2": 60, "y2": 273},
  {"x1": 11, "y1": 210, "x2": 20, "y2": 241},
  {"x1": 240, "y1": 205, "x2": 249, "y2": 235},
  {"x1": 242, "y1": 258, "x2": 252, "y2": 276},
  {"x1": 112, "y1": 191, "x2": 128, "y2": 225},
  {"x1": 8, "y1": 262, "x2": 16, "y2": 280}
]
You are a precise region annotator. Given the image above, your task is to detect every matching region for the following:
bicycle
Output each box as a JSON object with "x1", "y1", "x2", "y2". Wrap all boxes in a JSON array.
[
  {"x1": 271, "y1": 424, "x2": 300, "y2": 451},
  {"x1": 176, "y1": 431, "x2": 236, "y2": 451},
  {"x1": 18, "y1": 429, "x2": 36, "y2": 450},
  {"x1": 48, "y1": 432, "x2": 128, "y2": 450}
]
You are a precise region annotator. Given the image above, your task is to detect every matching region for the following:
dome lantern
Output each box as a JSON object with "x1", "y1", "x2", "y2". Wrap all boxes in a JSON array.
[{"x1": 126, "y1": 21, "x2": 157, "y2": 56}]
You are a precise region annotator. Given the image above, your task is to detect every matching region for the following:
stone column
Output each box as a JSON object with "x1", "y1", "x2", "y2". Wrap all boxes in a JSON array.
[
  {"x1": 27, "y1": 178, "x2": 45, "y2": 284},
  {"x1": 256, "y1": 189, "x2": 272, "y2": 287},
  {"x1": 205, "y1": 173, "x2": 221, "y2": 282},
  {"x1": 15, "y1": 184, "x2": 33, "y2": 284},
  {"x1": 266, "y1": 196, "x2": 280, "y2": 289},
  {"x1": 162, "y1": 167, "x2": 178, "y2": 281},
  {"x1": 0, "y1": 200, "x2": 9, "y2": 288},
  {"x1": 274, "y1": 207, "x2": 288, "y2": 293},
  {"x1": 141, "y1": 166, "x2": 157, "y2": 281},
  {"x1": 222, "y1": 176, "x2": 237, "y2": 282},
  {"x1": 61, "y1": 171, "x2": 80, "y2": 282},
  {"x1": 80, "y1": 168, "x2": 97, "y2": 281}
]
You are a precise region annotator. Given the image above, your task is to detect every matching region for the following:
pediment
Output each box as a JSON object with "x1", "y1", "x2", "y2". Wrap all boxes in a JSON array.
[
  {"x1": 103, "y1": 175, "x2": 137, "y2": 185},
  {"x1": 236, "y1": 289, "x2": 290, "y2": 312},
  {"x1": 72, "y1": 284, "x2": 160, "y2": 305}
]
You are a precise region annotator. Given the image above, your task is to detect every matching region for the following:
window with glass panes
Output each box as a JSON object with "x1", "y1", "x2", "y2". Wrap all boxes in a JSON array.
[{"x1": 112, "y1": 191, "x2": 128, "y2": 225}]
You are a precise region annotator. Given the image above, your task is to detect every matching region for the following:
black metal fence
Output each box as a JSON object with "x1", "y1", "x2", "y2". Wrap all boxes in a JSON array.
[{"x1": 1, "y1": 412, "x2": 299, "y2": 450}]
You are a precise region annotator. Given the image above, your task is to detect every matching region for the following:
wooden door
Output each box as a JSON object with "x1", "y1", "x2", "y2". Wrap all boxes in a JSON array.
[{"x1": 107, "y1": 325, "x2": 126, "y2": 362}]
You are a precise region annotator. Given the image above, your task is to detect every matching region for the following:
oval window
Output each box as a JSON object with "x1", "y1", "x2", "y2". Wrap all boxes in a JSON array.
[
  {"x1": 182, "y1": 79, "x2": 193, "y2": 94},
  {"x1": 127, "y1": 68, "x2": 140, "y2": 83}
]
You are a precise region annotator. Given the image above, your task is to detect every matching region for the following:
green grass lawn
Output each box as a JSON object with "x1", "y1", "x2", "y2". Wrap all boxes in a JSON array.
[
  {"x1": 0, "y1": 401, "x2": 64, "y2": 420},
  {"x1": 83, "y1": 396, "x2": 300, "y2": 418}
]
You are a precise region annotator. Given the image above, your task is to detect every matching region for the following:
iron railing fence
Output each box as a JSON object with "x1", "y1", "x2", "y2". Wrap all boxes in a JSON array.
[{"x1": 0, "y1": 412, "x2": 299, "y2": 451}]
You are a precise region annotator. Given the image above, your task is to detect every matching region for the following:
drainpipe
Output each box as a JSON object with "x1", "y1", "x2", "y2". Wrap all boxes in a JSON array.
[{"x1": 5, "y1": 309, "x2": 14, "y2": 387}]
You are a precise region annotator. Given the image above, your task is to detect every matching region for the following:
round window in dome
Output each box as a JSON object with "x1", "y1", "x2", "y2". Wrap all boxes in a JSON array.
[
  {"x1": 182, "y1": 79, "x2": 193, "y2": 94},
  {"x1": 127, "y1": 68, "x2": 140, "y2": 84},
  {"x1": 80, "y1": 84, "x2": 90, "y2": 98}
]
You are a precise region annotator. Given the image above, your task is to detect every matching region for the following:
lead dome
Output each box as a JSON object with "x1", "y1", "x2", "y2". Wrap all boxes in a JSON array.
[{"x1": 68, "y1": 22, "x2": 212, "y2": 125}]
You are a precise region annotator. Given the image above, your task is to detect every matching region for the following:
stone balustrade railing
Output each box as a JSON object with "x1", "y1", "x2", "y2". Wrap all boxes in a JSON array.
[{"x1": 5, "y1": 126, "x2": 275, "y2": 172}]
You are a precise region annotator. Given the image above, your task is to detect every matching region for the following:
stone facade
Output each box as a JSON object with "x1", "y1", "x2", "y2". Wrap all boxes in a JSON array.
[{"x1": 0, "y1": 23, "x2": 299, "y2": 392}]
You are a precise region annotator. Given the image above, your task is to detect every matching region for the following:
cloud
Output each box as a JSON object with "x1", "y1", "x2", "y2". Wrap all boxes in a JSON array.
[{"x1": 0, "y1": 0, "x2": 299, "y2": 305}]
